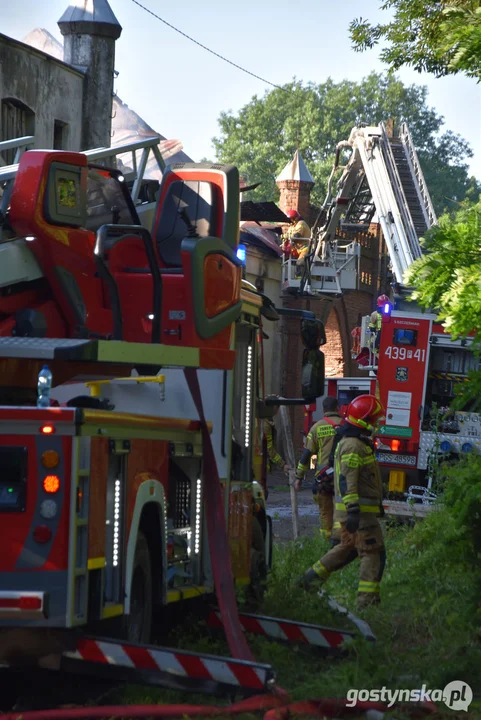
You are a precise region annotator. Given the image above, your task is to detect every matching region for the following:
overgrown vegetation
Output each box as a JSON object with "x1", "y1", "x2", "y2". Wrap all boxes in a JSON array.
[
  {"x1": 119, "y1": 456, "x2": 481, "y2": 713},
  {"x1": 405, "y1": 197, "x2": 481, "y2": 411},
  {"x1": 349, "y1": 0, "x2": 481, "y2": 80}
]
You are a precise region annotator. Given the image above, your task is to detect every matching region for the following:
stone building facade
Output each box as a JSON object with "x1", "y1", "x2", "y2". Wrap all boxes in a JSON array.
[{"x1": 0, "y1": 0, "x2": 122, "y2": 166}]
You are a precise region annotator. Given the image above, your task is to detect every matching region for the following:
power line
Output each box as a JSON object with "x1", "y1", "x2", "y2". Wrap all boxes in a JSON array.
[{"x1": 130, "y1": 0, "x2": 288, "y2": 92}]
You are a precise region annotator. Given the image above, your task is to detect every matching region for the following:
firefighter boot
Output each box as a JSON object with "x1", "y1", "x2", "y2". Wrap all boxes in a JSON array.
[{"x1": 294, "y1": 561, "x2": 330, "y2": 591}]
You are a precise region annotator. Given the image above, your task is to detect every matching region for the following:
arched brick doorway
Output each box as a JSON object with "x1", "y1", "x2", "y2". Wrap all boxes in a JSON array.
[{"x1": 322, "y1": 296, "x2": 356, "y2": 378}]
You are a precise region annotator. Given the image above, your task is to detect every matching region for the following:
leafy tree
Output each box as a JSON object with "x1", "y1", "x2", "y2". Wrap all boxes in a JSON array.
[
  {"x1": 405, "y1": 197, "x2": 481, "y2": 407},
  {"x1": 406, "y1": 197, "x2": 481, "y2": 337},
  {"x1": 349, "y1": 1, "x2": 481, "y2": 80},
  {"x1": 212, "y1": 73, "x2": 479, "y2": 215}
]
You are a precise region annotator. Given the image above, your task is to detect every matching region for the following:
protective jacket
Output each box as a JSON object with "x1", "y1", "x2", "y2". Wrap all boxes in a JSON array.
[
  {"x1": 296, "y1": 412, "x2": 343, "y2": 478},
  {"x1": 369, "y1": 311, "x2": 382, "y2": 332},
  {"x1": 333, "y1": 425, "x2": 383, "y2": 529},
  {"x1": 288, "y1": 219, "x2": 311, "y2": 240},
  {"x1": 264, "y1": 418, "x2": 285, "y2": 471}
]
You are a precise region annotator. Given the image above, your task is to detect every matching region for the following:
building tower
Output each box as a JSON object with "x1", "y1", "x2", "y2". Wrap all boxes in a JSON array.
[
  {"x1": 58, "y1": 0, "x2": 122, "y2": 150},
  {"x1": 276, "y1": 150, "x2": 315, "y2": 222}
]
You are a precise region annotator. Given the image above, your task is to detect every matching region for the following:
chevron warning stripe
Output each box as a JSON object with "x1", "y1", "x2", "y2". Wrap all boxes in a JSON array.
[
  {"x1": 62, "y1": 636, "x2": 275, "y2": 693},
  {"x1": 207, "y1": 610, "x2": 356, "y2": 651}
]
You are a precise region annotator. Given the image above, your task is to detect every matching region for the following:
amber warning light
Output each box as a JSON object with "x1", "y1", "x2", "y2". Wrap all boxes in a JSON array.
[
  {"x1": 43, "y1": 475, "x2": 60, "y2": 493},
  {"x1": 41, "y1": 425, "x2": 55, "y2": 435}
]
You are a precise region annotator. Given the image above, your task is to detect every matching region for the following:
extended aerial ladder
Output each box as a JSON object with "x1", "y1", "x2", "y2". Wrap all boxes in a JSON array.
[{"x1": 282, "y1": 121, "x2": 437, "y2": 296}]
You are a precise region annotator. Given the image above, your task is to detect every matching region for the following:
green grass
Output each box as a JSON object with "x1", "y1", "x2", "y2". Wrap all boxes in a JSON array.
[{"x1": 117, "y1": 475, "x2": 481, "y2": 717}]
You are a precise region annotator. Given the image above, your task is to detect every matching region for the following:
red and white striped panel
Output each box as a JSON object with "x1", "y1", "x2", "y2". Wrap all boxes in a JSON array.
[
  {"x1": 64, "y1": 637, "x2": 272, "y2": 691},
  {"x1": 208, "y1": 611, "x2": 355, "y2": 650}
]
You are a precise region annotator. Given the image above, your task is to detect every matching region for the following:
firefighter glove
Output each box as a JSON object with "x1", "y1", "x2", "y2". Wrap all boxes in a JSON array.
[{"x1": 345, "y1": 503, "x2": 360, "y2": 534}]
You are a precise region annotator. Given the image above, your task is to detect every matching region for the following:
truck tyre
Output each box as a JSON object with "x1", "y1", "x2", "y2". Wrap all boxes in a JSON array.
[
  {"x1": 248, "y1": 517, "x2": 267, "y2": 606},
  {"x1": 127, "y1": 530, "x2": 153, "y2": 644}
]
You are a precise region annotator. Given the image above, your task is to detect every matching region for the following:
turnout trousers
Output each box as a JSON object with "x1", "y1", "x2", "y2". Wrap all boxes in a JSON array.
[
  {"x1": 314, "y1": 475, "x2": 341, "y2": 544},
  {"x1": 312, "y1": 518, "x2": 386, "y2": 606}
]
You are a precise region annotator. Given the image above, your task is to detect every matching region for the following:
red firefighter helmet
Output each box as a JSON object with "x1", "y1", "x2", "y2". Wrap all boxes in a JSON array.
[
  {"x1": 346, "y1": 395, "x2": 385, "y2": 431},
  {"x1": 377, "y1": 294, "x2": 390, "y2": 307},
  {"x1": 286, "y1": 209, "x2": 301, "y2": 221}
]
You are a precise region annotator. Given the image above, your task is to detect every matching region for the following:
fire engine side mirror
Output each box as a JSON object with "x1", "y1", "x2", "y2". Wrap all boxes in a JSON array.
[
  {"x1": 301, "y1": 347, "x2": 325, "y2": 401},
  {"x1": 301, "y1": 318, "x2": 326, "y2": 348},
  {"x1": 256, "y1": 400, "x2": 276, "y2": 419}
]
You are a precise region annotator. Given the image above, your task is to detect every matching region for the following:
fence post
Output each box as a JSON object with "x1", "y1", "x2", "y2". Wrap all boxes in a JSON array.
[{"x1": 279, "y1": 405, "x2": 299, "y2": 539}]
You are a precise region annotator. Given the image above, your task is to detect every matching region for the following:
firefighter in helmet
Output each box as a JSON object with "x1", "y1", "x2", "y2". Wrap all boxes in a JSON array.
[
  {"x1": 294, "y1": 397, "x2": 344, "y2": 545},
  {"x1": 368, "y1": 295, "x2": 390, "y2": 357},
  {"x1": 264, "y1": 395, "x2": 291, "y2": 475},
  {"x1": 295, "y1": 395, "x2": 386, "y2": 608},
  {"x1": 281, "y1": 210, "x2": 311, "y2": 271}
]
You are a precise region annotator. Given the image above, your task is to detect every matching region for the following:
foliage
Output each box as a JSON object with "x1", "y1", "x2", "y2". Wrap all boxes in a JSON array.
[
  {"x1": 212, "y1": 73, "x2": 479, "y2": 216},
  {"x1": 349, "y1": 1, "x2": 481, "y2": 80},
  {"x1": 406, "y1": 197, "x2": 481, "y2": 337},
  {"x1": 442, "y1": 453, "x2": 481, "y2": 561},
  {"x1": 120, "y1": 485, "x2": 481, "y2": 711},
  {"x1": 405, "y1": 198, "x2": 481, "y2": 408}
]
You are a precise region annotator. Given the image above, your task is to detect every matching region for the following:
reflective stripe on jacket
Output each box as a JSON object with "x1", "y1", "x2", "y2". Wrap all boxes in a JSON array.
[
  {"x1": 333, "y1": 435, "x2": 382, "y2": 528},
  {"x1": 264, "y1": 418, "x2": 285, "y2": 470},
  {"x1": 300, "y1": 413, "x2": 343, "y2": 475}
]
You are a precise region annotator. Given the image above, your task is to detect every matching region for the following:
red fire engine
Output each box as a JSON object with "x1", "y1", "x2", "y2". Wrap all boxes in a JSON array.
[
  {"x1": 361, "y1": 297, "x2": 478, "y2": 513},
  {"x1": 0, "y1": 145, "x2": 351, "y2": 695}
]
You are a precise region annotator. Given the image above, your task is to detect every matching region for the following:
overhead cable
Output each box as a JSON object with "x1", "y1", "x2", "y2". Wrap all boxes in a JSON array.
[{"x1": 131, "y1": 0, "x2": 288, "y2": 92}]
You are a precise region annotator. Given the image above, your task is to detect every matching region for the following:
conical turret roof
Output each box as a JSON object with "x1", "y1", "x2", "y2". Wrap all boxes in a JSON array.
[
  {"x1": 276, "y1": 150, "x2": 314, "y2": 185},
  {"x1": 58, "y1": 0, "x2": 121, "y2": 38}
]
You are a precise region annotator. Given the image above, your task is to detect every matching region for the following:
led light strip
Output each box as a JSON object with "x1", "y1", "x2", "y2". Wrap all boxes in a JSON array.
[
  {"x1": 195, "y1": 477, "x2": 201, "y2": 555},
  {"x1": 245, "y1": 346, "x2": 253, "y2": 448},
  {"x1": 113, "y1": 479, "x2": 121, "y2": 567}
]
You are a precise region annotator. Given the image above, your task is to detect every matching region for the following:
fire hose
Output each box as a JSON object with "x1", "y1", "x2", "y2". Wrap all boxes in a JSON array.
[
  {"x1": 2, "y1": 370, "x2": 438, "y2": 720},
  {"x1": 2, "y1": 694, "x2": 438, "y2": 720}
]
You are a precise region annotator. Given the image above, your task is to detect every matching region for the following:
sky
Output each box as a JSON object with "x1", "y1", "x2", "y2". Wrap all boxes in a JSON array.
[{"x1": 4, "y1": 0, "x2": 481, "y2": 178}]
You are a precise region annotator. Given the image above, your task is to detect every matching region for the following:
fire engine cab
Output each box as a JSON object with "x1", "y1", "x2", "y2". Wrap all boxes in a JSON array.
[{"x1": 0, "y1": 142, "x2": 336, "y2": 693}]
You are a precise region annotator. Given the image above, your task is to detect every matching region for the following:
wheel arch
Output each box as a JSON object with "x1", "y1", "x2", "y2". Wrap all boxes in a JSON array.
[{"x1": 124, "y1": 479, "x2": 167, "y2": 614}]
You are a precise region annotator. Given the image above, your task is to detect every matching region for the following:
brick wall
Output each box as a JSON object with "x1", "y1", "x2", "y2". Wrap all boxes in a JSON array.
[
  {"x1": 273, "y1": 175, "x2": 389, "y2": 449},
  {"x1": 277, "y1": 180, "x2": 313, "y2": 221}
]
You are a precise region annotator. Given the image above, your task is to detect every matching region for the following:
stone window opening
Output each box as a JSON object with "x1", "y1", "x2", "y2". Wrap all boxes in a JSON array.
[
  {"x1": 53, "y1": 120, "x2": 69, "y2": 150},
  {"x1": 1, "y1": 98, "x2": 35, "y2": 165}
]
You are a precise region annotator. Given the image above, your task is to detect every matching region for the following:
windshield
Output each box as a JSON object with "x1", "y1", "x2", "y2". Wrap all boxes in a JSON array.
[{"x1": 85, "y1": 167, "x2": 138, "y2": 232}]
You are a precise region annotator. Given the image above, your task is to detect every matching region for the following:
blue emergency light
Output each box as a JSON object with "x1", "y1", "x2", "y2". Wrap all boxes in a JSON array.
[
  {"x1": 236, "y1": 244, "x2": 247, "y2": 264},
  {"x1": 383, "y1": 303, "x2": 391, "y2": 314}
]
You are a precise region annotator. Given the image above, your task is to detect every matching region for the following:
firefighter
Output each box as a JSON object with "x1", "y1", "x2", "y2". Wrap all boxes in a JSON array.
[
  {"x1": 264, "y1": 395, "x2": 291, "y2": 475},
  {"x1": 294, "y1": 397, "x2": 344, "y2": 545},
  {"x1": 368, "y1": 294, "x2": 390, "y2": 357},
  {"x1": 295, "y1": 395, "x2": 386, "y2": 609},
  {"x1": 281, "y1": 210, "x2": 311, "y2": 274}
]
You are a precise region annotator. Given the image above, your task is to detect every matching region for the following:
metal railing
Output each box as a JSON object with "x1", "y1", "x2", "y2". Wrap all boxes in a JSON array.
[
  {"x1": 0, "y1": 135, "x2": 166, "y2": 235},
  {"x1": 399, "y1": 122, "x2": 437, "y2": 229}
]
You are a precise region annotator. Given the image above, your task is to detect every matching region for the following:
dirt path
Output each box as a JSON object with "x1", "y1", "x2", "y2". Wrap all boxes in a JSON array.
[{"x1": 266, "y1": 469, "x2": 321, "y2": 542}]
